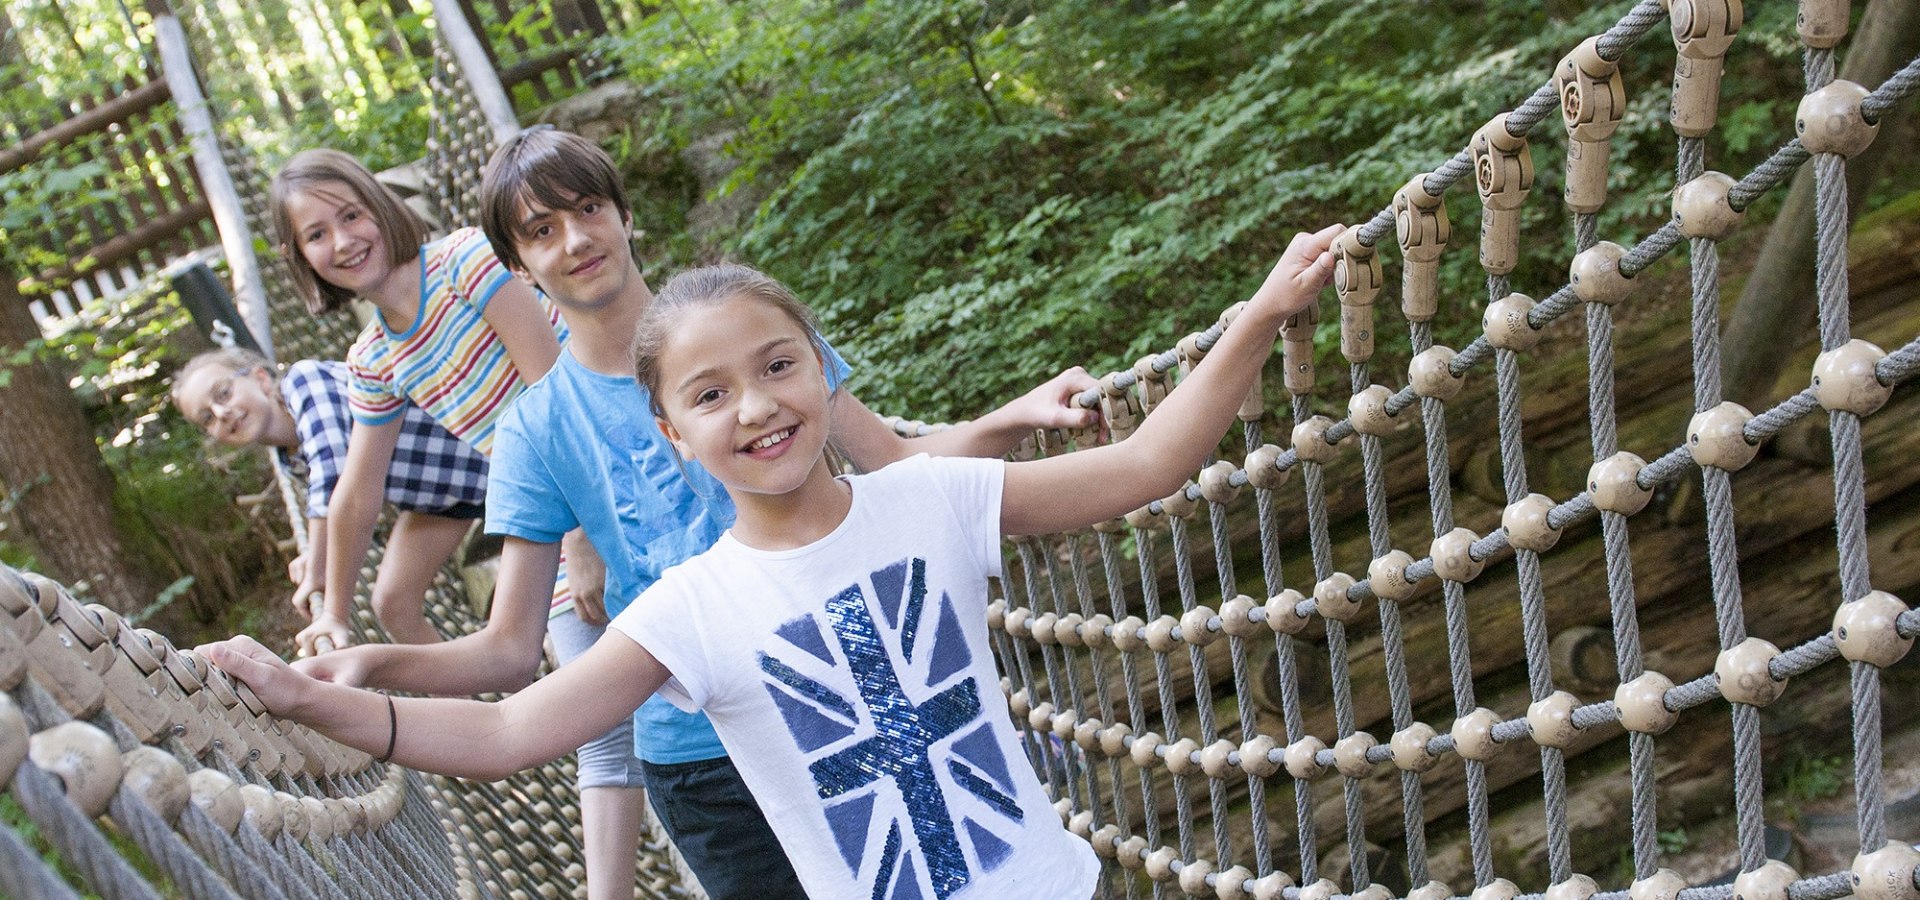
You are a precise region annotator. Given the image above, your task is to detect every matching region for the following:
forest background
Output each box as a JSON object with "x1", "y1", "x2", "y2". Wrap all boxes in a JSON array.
[{"x1": 0, "y1": 0, "x2": 1915, "y2": 643}]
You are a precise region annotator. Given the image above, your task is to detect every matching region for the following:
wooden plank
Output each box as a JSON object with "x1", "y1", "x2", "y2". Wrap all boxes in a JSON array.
[
  {"x1": 0, "y1": 78, "x2": 170, "y2": 175},
  {"x1": 498, "y1": 50, "x2": 576, "y2": 90},
  {"x1": 28, "y1": 200, "x2": 211, "y2": 291}
]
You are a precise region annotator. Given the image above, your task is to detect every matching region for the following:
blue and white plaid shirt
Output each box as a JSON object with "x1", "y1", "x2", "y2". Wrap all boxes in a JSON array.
[{"x1": 279, "y1": 360, "x2": 488, "y2": 518}]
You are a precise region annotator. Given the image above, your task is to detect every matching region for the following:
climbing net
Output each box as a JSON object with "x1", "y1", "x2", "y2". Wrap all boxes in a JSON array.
[
  {"x1": 985, "y1": 1, "x2": 1920, "y2": 899},
  {"x1": 0, "y1": 550, "x2": 693, "y2": 899}
]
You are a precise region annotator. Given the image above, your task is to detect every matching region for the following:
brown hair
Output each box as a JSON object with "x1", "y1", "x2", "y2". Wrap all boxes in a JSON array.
[
  {"x1": 479, "y1": 127, "x2": 631, "y2": 274},
  {"x1": 635, "y1": 264, "x2": 830, "y2": 419},
  {"x1": 271, "y1": 149, "x2": 429, "y2": 315},
  {"x1": 170, "y1": 346, "x2": 275, "y2": 412}
]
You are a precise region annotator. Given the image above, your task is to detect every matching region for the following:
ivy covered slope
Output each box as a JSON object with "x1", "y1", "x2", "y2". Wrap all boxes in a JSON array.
[{"x1": 600, "y1": 0, "x2": 1824, "y2": 422}]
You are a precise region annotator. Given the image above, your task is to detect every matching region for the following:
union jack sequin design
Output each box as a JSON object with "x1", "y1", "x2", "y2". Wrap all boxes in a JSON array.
[{"x1": 757, "y1": 557, "x2": 1024, "y2": 900}]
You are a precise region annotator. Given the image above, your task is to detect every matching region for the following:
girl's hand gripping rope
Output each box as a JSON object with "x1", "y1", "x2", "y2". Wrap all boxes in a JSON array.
[
  {"x1": 999, "y1": 223, "x2": 1341, "y2": 538},
  {"x1": 1244, "y1": 223, "x2": 1344, "y2": 325},
  {"x1": 201, "y1": 635, "x2": 316, "y2": 719}
]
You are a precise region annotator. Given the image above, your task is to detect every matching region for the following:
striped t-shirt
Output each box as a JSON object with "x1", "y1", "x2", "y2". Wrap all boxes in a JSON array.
[{"x1": 345, "y1": 227, "x2": 567, "y2": 455}]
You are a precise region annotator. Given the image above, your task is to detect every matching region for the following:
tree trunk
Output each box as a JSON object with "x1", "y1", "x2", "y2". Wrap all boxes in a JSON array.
[
  {"x1": 1720, "y1": 0, "x2": 1920, "y2": 409},
  {"x1": 0, "y1": 282, "x2": 164, "y2": 612}
]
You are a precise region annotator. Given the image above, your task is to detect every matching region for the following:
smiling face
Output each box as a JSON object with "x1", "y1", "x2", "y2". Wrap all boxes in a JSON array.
[
  {"x1": 283, "y1": 184, "x2": 394, "y2": 299},
  {"x1": 654, "y1": 295, "x2": 836, "y2": 500},
  {"x1": 174, "y1": 365, "x2": 296, "y2": 448},
  {"x1": 505, "y1": 189, "x2": 636, "y2": 312}
]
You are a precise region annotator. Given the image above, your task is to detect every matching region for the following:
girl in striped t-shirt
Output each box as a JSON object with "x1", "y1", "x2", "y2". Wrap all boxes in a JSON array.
[{"x1": 269, "y1": 149, "x2": 567, "y2": 656}]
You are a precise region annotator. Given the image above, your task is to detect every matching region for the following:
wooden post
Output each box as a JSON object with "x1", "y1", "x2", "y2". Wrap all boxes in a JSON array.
[
  {"x1": 430, "y1": 0, "x2": 521, "y2": 145},
  {"x1": 149, "y1": 10, "x2": 275, "y2": 361}
]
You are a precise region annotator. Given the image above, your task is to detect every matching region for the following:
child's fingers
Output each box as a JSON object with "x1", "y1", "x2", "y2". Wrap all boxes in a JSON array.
[
  {"x1": 1055, "y1": 406, "x2": 1101, "y2": 430},
  {"x1": 203, "y1": 638, "x2": 273, "y2": 683}
]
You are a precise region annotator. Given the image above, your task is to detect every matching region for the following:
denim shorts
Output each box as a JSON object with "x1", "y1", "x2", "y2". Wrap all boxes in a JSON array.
[
  {"x1": 641, "y1": 756, "x2": 806, "y2": 900},
  {"x1": 548, "y1": 608, "x2": 647, "y2": 790}
]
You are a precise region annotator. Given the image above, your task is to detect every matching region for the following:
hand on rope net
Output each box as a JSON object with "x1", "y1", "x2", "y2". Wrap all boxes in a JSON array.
[{"x1": 0, "y1": 547, "x2": 696, "y2": 898}]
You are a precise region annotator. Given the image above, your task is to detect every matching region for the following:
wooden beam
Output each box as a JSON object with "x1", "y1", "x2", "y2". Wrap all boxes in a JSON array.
[
  {"x1": 431, "y1": 0, "x2": 521, "y2": 144},
  {"x1": 152, "y1": 12, "x2": 274, "y2": 360},
  {"x1": 26, "y1": 200, "x2": 209, "y2": 290},
  {"x1": 0, "y1": 79, "x2": 171, "y2": 176},
  {"x1": 499, "y1": 50, "x2": 577, "y2": 90}
]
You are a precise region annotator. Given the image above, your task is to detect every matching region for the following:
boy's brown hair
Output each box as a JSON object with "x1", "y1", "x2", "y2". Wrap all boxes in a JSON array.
[{"x1": 478, "y1": 127, "x2": 632, "y2": 275}]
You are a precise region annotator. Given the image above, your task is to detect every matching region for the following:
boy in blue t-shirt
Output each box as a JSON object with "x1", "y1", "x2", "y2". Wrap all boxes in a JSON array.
[{"x1": 296, "y1": 128, "x2": 1099, "y2": 899}]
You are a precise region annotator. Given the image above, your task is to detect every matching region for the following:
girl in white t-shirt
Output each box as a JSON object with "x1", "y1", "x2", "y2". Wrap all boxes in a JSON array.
[{"x1": 205, "y1": 224, "x2": 1341, "y2": 899}]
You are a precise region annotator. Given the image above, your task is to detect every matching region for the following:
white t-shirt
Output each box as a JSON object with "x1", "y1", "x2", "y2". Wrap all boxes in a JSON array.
[{"x1": 611, "y1": 454, "x2": 1098, "y2": 900}]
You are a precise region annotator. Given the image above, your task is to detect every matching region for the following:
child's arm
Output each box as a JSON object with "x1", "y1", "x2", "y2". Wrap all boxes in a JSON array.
[
  {"x1": 206, "y1": 628, "x2": 666, "y2": 782},
  {"x1": 300, "y1": 418, "x2": 405, "y2": 655},
  {"x1": 479, "y1": 280, "x2": 561, "y2": 385},
  {"x1": 288, "y1": 516, "x2": 327, "y2": 618},
  {"x1": 829, "y1": 366, "x2": 1100, "y2": 471},
  {"x1": 295, "y1": 537, "x2": 561, "y2": 694},
  {"x1": 1001, "y1": 225, "x2": 1343, "y2": 537}
]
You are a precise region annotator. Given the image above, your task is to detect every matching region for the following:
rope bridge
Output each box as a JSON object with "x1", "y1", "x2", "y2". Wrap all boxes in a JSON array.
[{"x1": 5, "y1": 0, "x2": 1920, "y2": 897}]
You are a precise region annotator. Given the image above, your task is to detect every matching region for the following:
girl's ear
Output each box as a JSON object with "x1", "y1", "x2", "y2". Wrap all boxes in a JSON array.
[
  {"x1": 657, "y1": 416, "x2": 694, "y2": 462},
  {"x1": 249, "y1": 366, "x2": 277, "y2": 392}
]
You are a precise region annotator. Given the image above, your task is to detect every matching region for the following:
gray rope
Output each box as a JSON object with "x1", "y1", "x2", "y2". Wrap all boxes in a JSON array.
[
  {"x1": 1168, "y1": 514, "x2": 1233, "y2": 863},
  {"x1": 1013, "y1": 544, "x2": 1075, "y2": 794},
  {"x1": 1137, "y1": 528, "x2": 1198, "y2": 865},
  {"x1": 1095, "y1": 528, "x2": 1165, "y2": 882},
  {"x1": 1064, "y1": 535, "x2": 1116, "y2": 826},
  {"x1": 0, "y1": 783, "x2": 85, "y2": 900},
  {"x1": 1494, "y1": 345, "x2": 1575, "y2": 882},
  {"x1": 988, "y1": 616, "x2": 1048, "y2": 782},
  {"x1": 10, "y1": 761, "x2": 164, "y2": 900},
  {"x1": 1861, "y1": 53, "x2": 1920, "y2": 120},
  {"x1": 1356, "y1": 368, "x2": 1430, "y2": 885},
  {"x1": 179, "y1": 801, "x2": 312, "y2": 900},
  {"x1": 1007, "y1": 549, "x2": 1063, "y2": 794},
  {"x1": 1064, "y1": 534, "x2": 1131, "y2": 900},
  {"x1": 1251, "y1": 458, "x2": 1315, "y2": 883},
  {"x1": 1679, "y1": 107, "x2": 1775, "y2": 875},
  {"x1": 1804, "y1": 71, "x2": 1890, "y2": 851},
  {"x1": 1024, "y1": 539, "x2": 1089, "y2": 810},
  {"x1": 107, "y1": 790, "x2": 244, "y2": 900},
  {"x1": 1298, "y1": 383, "x2": 1373, "y2": 888},
  {"x1": 1407, "y1": 319, "x2": 1495, "y2": 885}
]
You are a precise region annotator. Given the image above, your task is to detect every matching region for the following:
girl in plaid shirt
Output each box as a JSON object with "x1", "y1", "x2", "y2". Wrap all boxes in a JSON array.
[{"x1": 173, "y1": 348, "x2": 487, "y2": 643}]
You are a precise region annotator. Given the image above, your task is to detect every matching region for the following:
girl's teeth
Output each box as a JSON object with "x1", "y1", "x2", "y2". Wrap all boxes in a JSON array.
[{"x1": 752, "y1": 429, "x2": 790, "y2": 450}]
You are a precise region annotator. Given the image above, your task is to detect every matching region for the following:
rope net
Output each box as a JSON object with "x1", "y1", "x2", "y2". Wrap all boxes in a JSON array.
[{"x1": 5, "y1": 0, "x2": 1920, "y2": 897}]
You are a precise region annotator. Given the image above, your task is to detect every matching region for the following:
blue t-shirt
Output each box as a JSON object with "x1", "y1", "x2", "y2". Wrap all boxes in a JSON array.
[{"x1": 486, "y1": 343, "x2": 850, "y2": 763}]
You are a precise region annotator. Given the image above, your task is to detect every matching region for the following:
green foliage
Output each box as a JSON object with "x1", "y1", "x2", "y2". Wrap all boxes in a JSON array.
[
  {"x1": 1771, "y1": 748, "x2": 1851, "y2": 803},
  {"x1": 1, "y1": 791, "x2": 171, "y2": 899},
  {"x1": 6, "y1": 271, "x2": 276, "y2": 627},
  {"x1": 599, "y1": 0, "x2": 1809, "y2": 421}
]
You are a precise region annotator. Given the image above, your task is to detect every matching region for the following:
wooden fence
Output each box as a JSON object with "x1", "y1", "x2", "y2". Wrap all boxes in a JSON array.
[
  {"x1": 0, "y1": 74, "x2": 218, "y2": 315},
  {"x1": 4, "y1": 0, "x2": 646, "y2": 320}
]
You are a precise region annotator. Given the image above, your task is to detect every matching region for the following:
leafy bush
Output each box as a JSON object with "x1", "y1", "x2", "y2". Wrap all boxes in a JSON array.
[{"x1": 597, "y1": 0, "x2": 1810, "y2": 422}]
